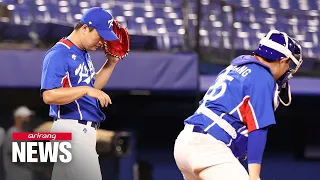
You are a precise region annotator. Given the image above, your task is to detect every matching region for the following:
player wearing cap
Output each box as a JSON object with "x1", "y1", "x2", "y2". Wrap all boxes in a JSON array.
[
  {"x1": 173, "y1": 30, "x2": 303, "y2": 180},
  {"x1": 40, "y1": 7, "x2": 125, "y2": 180},
  {"x1": 3, "y1": 106, "x2": 35, "y2": 180}
]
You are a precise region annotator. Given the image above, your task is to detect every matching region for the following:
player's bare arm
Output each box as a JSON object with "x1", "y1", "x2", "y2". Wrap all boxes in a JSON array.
[
  {"x1": 94, "y1": 54, "x2": 120, "y2": 89},
  {"x1": 42, "y1": 86, "x2": 111, "y2": 107},
  {"x1": 248, "y1": 164, "x2": 261, "y2": 180}
]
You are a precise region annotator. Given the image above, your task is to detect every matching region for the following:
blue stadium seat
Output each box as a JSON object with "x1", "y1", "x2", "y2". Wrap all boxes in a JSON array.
[
  {"x1": 1, "y1": 0, "x2": 16, "y2": 4},
  {"x1": 150, "y1": 0, "x2": 166, "y2": 5},
  {"x1": 0, "y1": 0, "x2": 319, "y2": 54},
  {"x1": 234, "y1": 9, "x2": 251, "y2": 23},
  {"x1": 308, "y1": 0, "x2": 318, "y2": 11},
  {"x1": 111, "y1": 5, "x2": 124, "y2": 17},
  {"x1": 144, "y1": 18, "x2": 158, "y2": 32},
  {"x1": 132, "y1": 6, "x2": 145, "y2": 18},
  {"x1": 127, "y1": 19, "x2": 143, "y2": 34},
  {"x1": 33, "y1": 9, "x2": 48, "y2": 23},
  {"x1": 289, "y1": 0, "x2": 300, "y2": 10},
  {"x1": 274, "y1": 22, "x2": 288, "y2": 33},
  {"x1": 69, "y1": 3, "x2": 83, "y2": 16},
  {"x1": 11, "y1": 4, "x2": 32, "y2": 24},
  {"x1": 255, "y1": 23, "x2": 272, "y2": 37},
  {"x1": 269, "y1": 0, "x2": 280, "y2": 9},
  {"x1": 209, "y1": 31, "x2": 222, "y2": 48},
  {"x1": 304, "y1": 32, "x2": 318, "y2": 46},
  {"x1": 249, "y1": 0, "x2": 260, "y2": 9},
  {"x1": 153, "y1": 7, "x2": 166, "y2": 19},
  {"x1": 133, "y1": 0, "x2": 146, "y2": 3}
]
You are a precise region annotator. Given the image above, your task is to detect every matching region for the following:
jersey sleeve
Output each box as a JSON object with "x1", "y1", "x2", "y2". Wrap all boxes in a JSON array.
[
  {"x1": 240, "y1": 66, "x2": 276, "y2": 133},
  {"x1": 40, "y1": 50, "x2": 68, "y2": 93},
  {"x1": 247, "y1": 128, "x2": 268, "y2": 164}
]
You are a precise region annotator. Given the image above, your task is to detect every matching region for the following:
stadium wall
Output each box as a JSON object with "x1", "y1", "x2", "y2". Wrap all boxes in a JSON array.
[{"x1": 0, "y1": 50, "x2": 319, "y2": 180}]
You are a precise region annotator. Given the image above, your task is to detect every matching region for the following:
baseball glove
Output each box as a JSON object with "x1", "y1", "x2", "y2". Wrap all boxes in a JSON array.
[{"x1": 102, "y1": 19, "x2": 130, "y2": 60}]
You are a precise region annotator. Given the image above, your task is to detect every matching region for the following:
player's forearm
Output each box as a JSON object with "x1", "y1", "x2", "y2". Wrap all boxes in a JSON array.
[
  {"x1": 247, "y1": 128, "x2": 268, "y2": 180},
  {"x1": 42, "y1": 86, "x2": 89, "y2": 105},
  {"x1": 248, "y1": 163, "x2": 261, "y2": 180},
  {"x1": 94, "y1": 61, "x2": 117, "y2": 89}
]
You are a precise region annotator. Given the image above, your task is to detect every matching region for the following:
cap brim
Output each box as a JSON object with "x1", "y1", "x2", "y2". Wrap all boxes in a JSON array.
[
  {"x1": 14, "y1": 110, "x2": 35, "y2": 117},
  {"x1": 23, "y1": 110, "x2": 35, "y2": 117},
  {"x1": 97, "y1": 29, "x2": 119, "y2": 41}
]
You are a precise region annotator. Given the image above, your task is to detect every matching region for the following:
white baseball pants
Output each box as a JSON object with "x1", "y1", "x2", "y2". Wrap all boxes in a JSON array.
[
  {"x1": 174, "y1": 124, "x2": 249, "y2": 180},
  {"x1": 50, "y1": 119, "x2": 102, "y2": 180}
]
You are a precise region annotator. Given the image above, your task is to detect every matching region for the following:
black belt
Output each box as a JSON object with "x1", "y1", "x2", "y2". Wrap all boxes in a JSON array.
[
  {"x1": 78, "y1": 120, "x2": 100, "y2": 130},
  {"x1": 192, "y1": 125, "x2": 207, "y2": 134},
  {"x1": 54, "y1": 119, "x2": 99, "y2": 130}
]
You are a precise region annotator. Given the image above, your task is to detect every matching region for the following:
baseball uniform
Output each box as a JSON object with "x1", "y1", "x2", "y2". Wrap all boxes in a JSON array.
[
  {"x1": 40, "y1": 7, "x2": 119, "y2": 180},
  {"x1": 41, "y1": 38, "x2": 103, "y2": 180},
  {"x1": 173, "y1": 30, "x2": 303, "y2": 180},
  {"x1": 174, "y1": 55, "x2": 276, "y2": 179}
]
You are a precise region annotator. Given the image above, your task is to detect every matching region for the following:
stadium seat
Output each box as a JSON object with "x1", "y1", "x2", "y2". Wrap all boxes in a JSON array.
[
  {"x1": 11, "y1": 4, "x2": 32, "y2": 25},
  {"x1": 0, "y1": 0, "x2": 318, "y2": 55}
]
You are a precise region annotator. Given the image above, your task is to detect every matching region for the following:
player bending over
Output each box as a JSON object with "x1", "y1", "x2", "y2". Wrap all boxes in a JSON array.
[{"x1": 174, "y1": 30, "x2": 303, "y2": 180}]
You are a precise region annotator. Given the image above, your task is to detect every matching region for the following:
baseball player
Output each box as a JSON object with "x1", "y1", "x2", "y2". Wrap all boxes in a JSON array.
[
  {"x1": 173, "y1": 30, "x2": 303, "y2": 180},
  {"x1": 40, "y1": 7, "x2": 128, "y2": 180}
]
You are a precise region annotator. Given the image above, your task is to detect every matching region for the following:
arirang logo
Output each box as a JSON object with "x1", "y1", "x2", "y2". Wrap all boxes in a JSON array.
[{"x1": 11, "y1": 132, "x2": 72, "y2": 163}]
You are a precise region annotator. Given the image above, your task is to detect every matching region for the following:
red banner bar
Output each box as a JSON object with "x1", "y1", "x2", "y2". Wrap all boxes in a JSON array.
[{"x1": 12, "y1": 132, "x2": 72, "y2": 141}]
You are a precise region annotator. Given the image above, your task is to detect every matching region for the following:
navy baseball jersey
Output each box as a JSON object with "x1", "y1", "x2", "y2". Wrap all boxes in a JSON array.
[
  {"x1": 40, "y1": 38, "x2": 105, "y2": 122},
  {"x1": 185, "y1": 55, "x2": 279, "y2": 158}
]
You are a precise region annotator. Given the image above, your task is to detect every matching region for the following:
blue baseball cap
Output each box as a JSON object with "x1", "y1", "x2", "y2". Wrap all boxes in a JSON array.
[{"x1": 80, "y1": 7, "x2": 119, "y2": 41}]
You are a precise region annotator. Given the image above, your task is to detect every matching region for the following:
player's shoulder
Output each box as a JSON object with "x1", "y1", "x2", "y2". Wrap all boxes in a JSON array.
[
  {"x1": 43, "y1": 41, "x2": 72, "y2": 62},
  {"x1": 54, "y1": 38, "x2": 74, "y2": 51},
  {"x1": 231, "y1": 55, "x2": 274, "y2": 83},
  {"x1": 242, "y1": 65, "x2": 275, "y2": 94},
  {"x1": 49, "y1": 41, "x2": 72, "y2": 55},
  {"x1": 246, "y1": 63, "x2": 273, "y2": 80}
]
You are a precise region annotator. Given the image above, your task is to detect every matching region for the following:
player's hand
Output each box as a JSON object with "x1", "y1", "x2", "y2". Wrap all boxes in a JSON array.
[
  {"x1": 86, "y1": 87, "x2": 112, "y2": 107},
  {"x1": 106, "y1": 54, "x2": 120, "y2": 64}
]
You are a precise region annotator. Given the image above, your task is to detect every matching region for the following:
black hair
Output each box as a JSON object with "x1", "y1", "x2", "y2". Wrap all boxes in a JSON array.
[
  {"x1": 253, "y1": 53, "x2": 290, "y2": 64},
  {"x1": 252, "y1": 52, "x2": 274, "y2": 62},
  {"x1": 74, "y1": 21, "x2": 94, "y2": 32}
]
